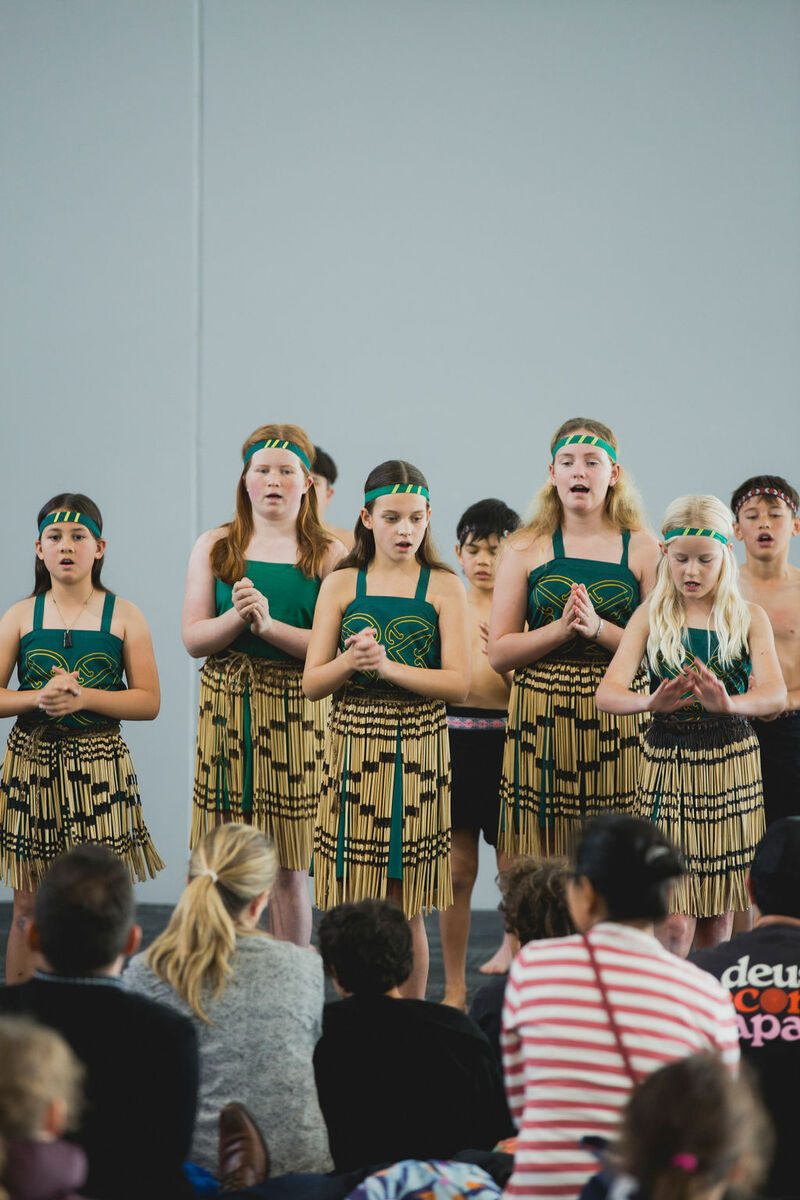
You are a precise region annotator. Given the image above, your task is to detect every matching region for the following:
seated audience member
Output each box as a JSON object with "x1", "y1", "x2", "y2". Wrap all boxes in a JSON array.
[
  {"x1": 123, "y1": 823, "x2": 331, "y2": 1182},
  {"x1": 310, "y1": 446, "x2": 355, "y2": 548},
  {"x1": 314, "y1": 899, "x2": 512, "y2": 1172},
  {"x1": 0, "y1": 846, "x2": 198, "y2": 1200},
  {"x1": 580, "y1": 1053, "x2": 770, "y2": 1200},
  {"x1": 692, "y1": 816, "x2": 800, "y2": 1200},
  {"x1": 502, "y1": 815, "x2": 739, "y2": 1200},
  {"x1": 470, "y1": 857, "x2": 574, "y2": 1063},
  {"x1": 0, "y1": 1015, "x2": 88, "y2": 1200}
]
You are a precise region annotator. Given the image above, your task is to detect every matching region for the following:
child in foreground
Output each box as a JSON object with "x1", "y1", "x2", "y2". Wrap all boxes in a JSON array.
[
  {"x1": 732, "y1": 474, "x2": 800, "y2": 822},
  {"x1": 439, "y1": 498, "x2": 521, "y2": 1007}
]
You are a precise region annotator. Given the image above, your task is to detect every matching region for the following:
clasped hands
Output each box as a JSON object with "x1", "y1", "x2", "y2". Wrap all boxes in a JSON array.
[
  {"x1": 232, "y1": 578, "x2": 272, "y2": 637},
  {"x1": 38, "y1": 667, "x2": 82, "y2": 716},
  {"x1": 344, "y1": 626, "x2": 389, "y2": 677},
  {"x1": 649, "y1": 660, "x2": 733, "y2": 714},
  {"x1": 561, "y1": 583, "x2": 603, "y2": 640}
]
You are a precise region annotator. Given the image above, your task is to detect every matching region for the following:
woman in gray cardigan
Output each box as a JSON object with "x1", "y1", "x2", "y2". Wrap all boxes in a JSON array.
[{"x1": 123, "y1": 823, "x2": 331, "y2": 1179}]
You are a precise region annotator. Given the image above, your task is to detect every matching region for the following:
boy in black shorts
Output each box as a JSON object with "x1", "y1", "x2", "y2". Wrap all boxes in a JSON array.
[{"x1": 439, "y1": 498, "x2": 520, "y2": 1009}]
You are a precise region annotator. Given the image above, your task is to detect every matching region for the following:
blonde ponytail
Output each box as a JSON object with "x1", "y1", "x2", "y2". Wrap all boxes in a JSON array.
[{"x1": 145, "y1": 824, "x2": 277, "y2": 1023}]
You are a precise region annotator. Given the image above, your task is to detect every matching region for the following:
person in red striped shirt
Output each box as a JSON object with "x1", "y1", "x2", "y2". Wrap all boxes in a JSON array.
[{"x1": 502, "y1": 814, "x2": 739, "y2": 1200}]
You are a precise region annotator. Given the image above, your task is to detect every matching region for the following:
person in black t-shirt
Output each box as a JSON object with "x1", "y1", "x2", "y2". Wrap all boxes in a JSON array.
[{"x1": 692, "y1": 817, "x2": 800, "y2": 1200}]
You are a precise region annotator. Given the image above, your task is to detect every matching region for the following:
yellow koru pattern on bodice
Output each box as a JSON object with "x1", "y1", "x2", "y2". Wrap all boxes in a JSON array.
[
  {"x1": 527, "y1": 528, "x2": 640, "y2": 662},
  {"x1": 650, "y1": 628, "x2": 751, "y2": 723},
  {"x1": 340, "y1": 568, "x2": 441, "y2": 693}
]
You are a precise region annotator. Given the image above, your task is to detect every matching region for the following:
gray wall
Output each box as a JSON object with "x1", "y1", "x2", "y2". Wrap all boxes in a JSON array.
[{"x1": 1, "y1": 1, "x2": 798, "y2": 907}]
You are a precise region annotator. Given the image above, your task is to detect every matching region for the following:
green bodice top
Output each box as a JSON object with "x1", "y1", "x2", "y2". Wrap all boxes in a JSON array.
[
  {"x1": 18, "y1": 591, "x2": 124, "y2": 728},
  {"x1": 340, "y1": 567, "x2": 441, "y2": 693},
  {"x1": 649, "y1": 627, "x2": 752, "y2": 723},
  {"x1": 215, "y1": 561, "x2": 321, "y2": 662},
  {"x1": 527, "y1": 528, "x2": 640, "y2": 663}
]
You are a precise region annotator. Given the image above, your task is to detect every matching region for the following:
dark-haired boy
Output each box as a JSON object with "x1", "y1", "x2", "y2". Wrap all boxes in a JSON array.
[
  {"x1": 0, "y1": 846, "x2": 198, "y2": 1200},
  {"x1": 732, "y1": 475, "x2": 800, "y2": 822},
  {"x1": 439, "y1": 498, "x2": 521, "y2": 1008},
  {"x1": 313, "y1": 899, "x2": 511, "y2": 1172},
  {"x1": 311, "y1": 445, "x2": 354, "y2": 548}
]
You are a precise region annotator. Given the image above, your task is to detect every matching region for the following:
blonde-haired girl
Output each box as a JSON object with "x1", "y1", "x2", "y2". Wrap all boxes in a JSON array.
[
  {"x1": 183, "y1": 423, "x2": 346, "y2": 947},
  {"x1": 597, "y1": 495, "x2": 786, "y2": 955},
  {"x1": 489, "y1": 419, "x2": 660, "y2": 857},
  {"x1": 123, "y1": 823, "x2": 332, "y2": 1179}
]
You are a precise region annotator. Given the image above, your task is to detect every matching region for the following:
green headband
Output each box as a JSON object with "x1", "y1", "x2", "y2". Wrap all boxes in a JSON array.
[
  {"x1": 364, "y1": 484, "x2": 430, "y2": 505},
  {"x1": 552, "y1": 434, "x2": 617, "y2": 463},
  {"x1": 38, "y1": 511, "x2": 102, "y2": 540},
  {"x1": 664, "y1": 527, "x2": 729, "y2": 547},
  {"x1": 243, "y1": 438, "x2": 311, "y2": 472}
]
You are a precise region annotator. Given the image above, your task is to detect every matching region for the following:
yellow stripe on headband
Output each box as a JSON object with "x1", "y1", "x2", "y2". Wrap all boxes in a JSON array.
[
  {"x1": 552, "y1": 434, "x2": 617, "y2": 463},
  {"x1": 664, "y1": 527, "x2": 729, "y2": 546}
]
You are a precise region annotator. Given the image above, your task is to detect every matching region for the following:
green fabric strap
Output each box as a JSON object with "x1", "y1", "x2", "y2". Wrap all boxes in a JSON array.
[
  {"x1": 243, "y1": 439, "x2": 312, "y2": 471},
  {"x1": 664, "y1": 527, "x2": 729, "y2": 546},
  {"x1": 552, "y1": 434, "x2": 617, "y2": 463},
  {"x1": 364, "y1": 484, "x2": 430, "y2": 504},
  {"x1": 38, "y1": 511, "x2": 102, "y2": 539}
]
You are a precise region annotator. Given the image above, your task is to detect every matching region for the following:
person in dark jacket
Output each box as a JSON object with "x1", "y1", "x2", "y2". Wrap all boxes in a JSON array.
[
  {"x1": 314, "y1": 898, "x2": 512, "y2": 1172},
  {"x1": 0, "y1": 845, "x2": 198, "y2": 1200}
]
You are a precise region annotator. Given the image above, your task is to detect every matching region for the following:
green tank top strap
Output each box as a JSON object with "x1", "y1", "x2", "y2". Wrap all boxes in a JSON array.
[
  {"x1": 33, "y1": 593, "x2": 45, "y2": 630},
  {"x1": 552, "y1": 528, "x2": 565, "y2": 559},
  {"x1": 100, "y1": 592, "x2": 116, "y2": 633},
  {"x1": 414, "y1": 567, "x2": 431, "y2": 601},
  {"x1": 620, "y1": 529, "x2": 631, "y2": 568},
  {"x1": 356, "y1": 569, "x2": 367, "y2": 598}
]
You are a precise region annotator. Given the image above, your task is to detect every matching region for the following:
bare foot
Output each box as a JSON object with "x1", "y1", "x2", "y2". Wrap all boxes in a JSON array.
[
  {"x1": 441, "y1": 992, "x2": 468, "y2": 1012},
  {"x1": 479, "y1": 937, "x2": 513, "y2": 976}
]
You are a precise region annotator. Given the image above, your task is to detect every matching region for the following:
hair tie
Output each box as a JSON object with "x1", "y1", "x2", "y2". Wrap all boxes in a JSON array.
[
  {"x1": 670, "y1": 1154, "x2": 698, "y2": 1172},
  {"x1": 198, "y1": 868, "x2": 218, "y2": 884}
]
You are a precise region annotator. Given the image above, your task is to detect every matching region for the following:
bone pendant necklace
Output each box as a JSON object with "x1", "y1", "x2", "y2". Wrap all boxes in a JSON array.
[{"x1": 51, "y1": 589, "x2": 94, "y2": 649}]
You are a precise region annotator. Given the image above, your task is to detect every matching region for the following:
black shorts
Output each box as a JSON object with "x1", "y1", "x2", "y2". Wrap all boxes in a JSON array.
[
  {"x1": 446, "y1": 706, "x2": 507, "y2": 846},
  {"x1": 754, "y1": 712, "x2": 800, "y2": 825}
]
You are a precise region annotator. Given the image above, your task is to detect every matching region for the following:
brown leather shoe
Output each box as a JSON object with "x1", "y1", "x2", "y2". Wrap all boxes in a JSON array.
[{"x1": 218, "y1": 1102, "x2": 270, "y2": 1189}]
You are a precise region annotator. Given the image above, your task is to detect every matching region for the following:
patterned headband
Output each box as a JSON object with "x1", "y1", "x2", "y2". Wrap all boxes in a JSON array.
[
  {"x1": 243, "y1": 438, "x2": 312, "y2": 472},
  {"x1": 38, "y1": 510, "x2": 102, "y2": 540},
  {"x1": 733, "y1": 486, "x2": 798, "y2": 518},
  {"x1": 552, "y1": 434, "x2": 617, "y2": 463},
  {"x1": 664, "y1": 527, "x2": 729, "y2": 547},
  {"x1": 364, "y1": 484, "x2": 430, "y2": 505}
]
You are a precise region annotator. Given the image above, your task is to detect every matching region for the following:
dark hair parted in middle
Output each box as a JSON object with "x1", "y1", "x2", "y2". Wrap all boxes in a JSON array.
[
  {"x1": 34, "y1": 493, "x2": 105, "y2": 596},
  {"x1": 456, "y1": 498, "x2": 521, "y2": 548},
  {"x1": 572, "y1": 814, "x2": 683, "y2": 922},
  {"x1": 317, "y1": 898, "x2": 413, "y2": 995},
  {"x1": 335, "y1": 460, "x2": 454, "y2": 575},
  {"x1": 35, "y1": 845, "x2": 135, "y2": 974},
  {"x1": 498, "y1": 857, "x2": 575, "y2": 945}
]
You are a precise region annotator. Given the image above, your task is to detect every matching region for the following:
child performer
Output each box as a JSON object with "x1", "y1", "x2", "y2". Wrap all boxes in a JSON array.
[
  {"x1": 596, "y1": 495, "x2": 786, "y2": 956},
  {"x1": 489, "y1": 419, "x2": 659, "y2": 858},
  {"x1": 0, "y1": 495, "x2": 163, "y2": 983},
  {"x1": 732, "y1": 475, "x2": 800, "y2": 823},
  {"x1": 183, "y1": 424, "x2": 345, "y2": 947},
  {"x1": 310, "y1": 447, "x2": 355, "y2": 549},
  {"x1": 438, "y1": 498, "x2": 521, "y2": 1008},
  {"x1": 304, "y1": 460, "x2": 470, "y2": 998}
]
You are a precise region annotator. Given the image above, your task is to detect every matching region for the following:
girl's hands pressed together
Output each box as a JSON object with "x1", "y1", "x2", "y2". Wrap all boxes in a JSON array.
[
  {"x1": 232, "y1": 578, "x2": 272, "y2": 637},
  {"x1": 38, "y1": 667, "x2": 82, "y2": 717},
  {"x1": 685, "y1": 660, "x2": 734, "y2": 714},
  {"x1": 344, "y1": 627, "x2": 387, "y2": 675},
  {"x1": 568, "y1": 583, "x2": 602, "y2": 639}
]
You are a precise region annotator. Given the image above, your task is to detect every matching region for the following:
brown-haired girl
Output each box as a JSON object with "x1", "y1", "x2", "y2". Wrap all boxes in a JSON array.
[
  {"x1": 0, "y1": 493, "x2": 163, "y2": 983},
  {"x1": 489, "y1": 419, "x2": 660, "y2": 857},
  {"x1": 183, "y1": 424, "x2": 345, "y2": 947},
  {"x1": 304, "y1": 460, "x2": 470, "y2": 998}
]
